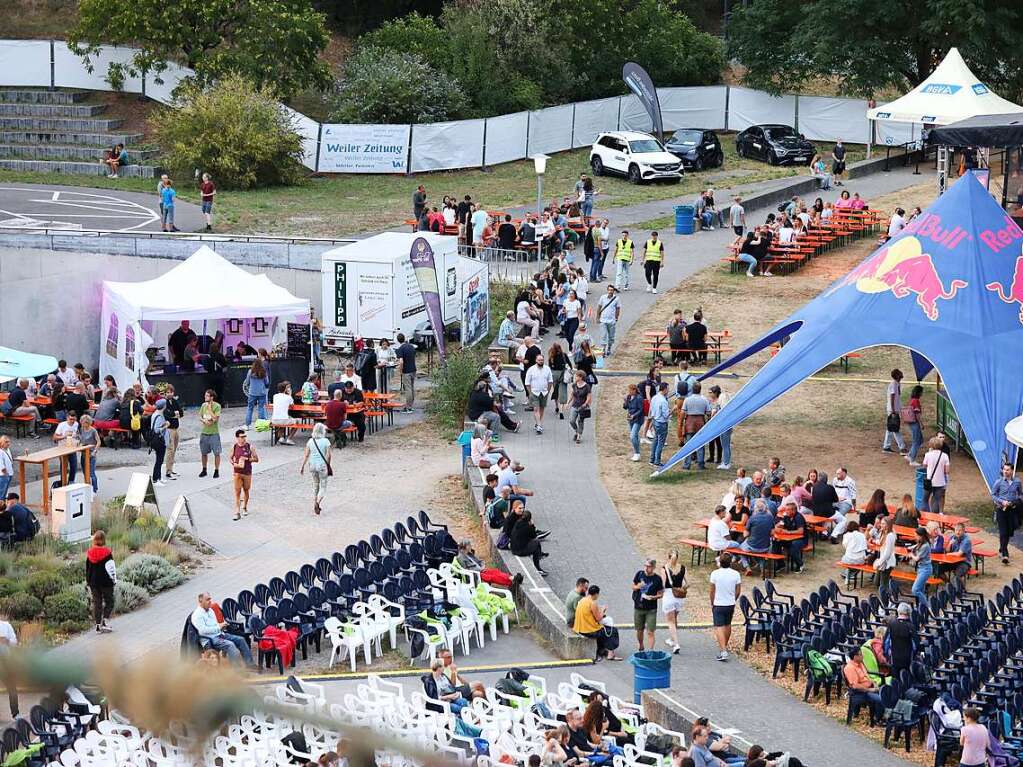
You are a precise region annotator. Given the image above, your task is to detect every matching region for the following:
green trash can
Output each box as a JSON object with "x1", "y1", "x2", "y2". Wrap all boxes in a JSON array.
[
  {"x1": 457, "y1": 430, "x2": 472, "y2": 468},
  {"x1": 629, "y1": 650, "x2": 672, "y2": 703}
]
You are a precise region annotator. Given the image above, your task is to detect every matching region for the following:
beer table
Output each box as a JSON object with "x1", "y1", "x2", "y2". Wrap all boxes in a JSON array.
[{"x1": 15, "y1": 442, "x2": 93, "y2": 515}]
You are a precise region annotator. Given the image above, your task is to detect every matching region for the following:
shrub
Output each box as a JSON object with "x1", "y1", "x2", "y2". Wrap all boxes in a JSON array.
[
  {"x1": 141, "y1": 540, "x2": 188, "y2": 565},
  {"x1": 358, "y1": 13, "x2": 451, "y2": 71},
  {"x1": 329, "y1": 47, "x2": 468, "y2": 124},
  {"x1": 59, "y1": 556, "x2": 87, "y2": 586},
  {"x1": 26, "y1": 571, "x2": 64, "y2": 602},
  {"x1": 57, "y1": 620, "x2": 92, "y2": 635},
  {"x1": 44, "y1": 591, "x2": 91, "y2": 624},
  {"x1": 113, "y1": 581, "x2": 149, "y2": 614},
  {"x1": 0, "y1": 578, "x2": 23, "y2": 599},
  {"x1": 150, "y1": 73, "x2": 306, "y2": 190},
  {"x1": 119, "y1": 553, "x2": 185, "y2": 595},
  {"x1": 68, "y1": 582, "x2": 90, "y2": 606},
  {"x1": 0, "y1": 551, "x2": 17, "y2": 577},
  {"x1": 427, "y1": 346, "x2": 487, "y2": 435},
  {"x1": 0, "y1": 593, "x2": 43, "y2": 621}
]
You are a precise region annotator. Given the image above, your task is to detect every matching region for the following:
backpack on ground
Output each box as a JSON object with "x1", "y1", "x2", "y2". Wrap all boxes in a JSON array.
[{"x1": 488, "y1": 502, "x2": 506, "y2": 529}]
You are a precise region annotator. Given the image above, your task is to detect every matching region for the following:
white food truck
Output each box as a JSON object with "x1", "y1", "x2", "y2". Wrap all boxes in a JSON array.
[{"x1": 320, "y1": 232, "x2": 489, "y2": 351}]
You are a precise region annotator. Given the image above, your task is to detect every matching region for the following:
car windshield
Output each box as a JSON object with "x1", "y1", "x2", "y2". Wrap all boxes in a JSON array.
[
  {"x1": 629, "y1": 139, "x2": 663, "y2": 153},
  {"x1": 765, "y1": 127, "x2": 797, "y2": 140},
  {"x1": 671, "y1": 130, "x2": 703, "y2": 145}
]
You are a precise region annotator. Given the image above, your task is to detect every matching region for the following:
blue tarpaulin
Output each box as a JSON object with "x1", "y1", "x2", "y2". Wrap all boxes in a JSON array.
[
  {"x1": 657, "y1": 172, "x2": 1023, "y2": 490},
  {"x1": 0, "y1": 347, "x2": 57, "y2": 384}
]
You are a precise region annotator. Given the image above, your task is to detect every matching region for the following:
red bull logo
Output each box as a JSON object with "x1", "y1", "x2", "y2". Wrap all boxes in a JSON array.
[
  {"x1": 986, "y1": 252, "x2": 1023, "y2": 325},
  {"x1": 828, "y1": 236, "x2": 967, "y2": 320}
]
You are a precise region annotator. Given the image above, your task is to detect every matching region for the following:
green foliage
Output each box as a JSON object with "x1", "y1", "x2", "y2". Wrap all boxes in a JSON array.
[
  {"x1": 428, "y1": 346, "x2": 487, "y2": 434},
  {"x1": 44, "y1": 591, "x2": 91, "y2": 624},
  {"x1": 150, "y1": 74, "x2": 305, "y2": 190},
  {"x1": 728, "y1": 0, "x2": 1023, "y2": 99},
  {"x1": 0, "y1": 593, "x2": 43, "y2": 621},
  {"x1": 113, "y1": 581, "x2": 150, "y2": 614},
  {"x1": 25, "y1": 572, "x2": 64, "y2": 602},
  {"x1": 119, "y1": 553, "x2": 185, "y2": 595},
  {"x1": 68, "y1": 0, "x2": 330, "y2": 98},
  {"x1": 0, "y1": 578, "x2": 24, "y2": 599},
  {"x1": 0, "y1": 551, "x2": 21, "y2": 578},
  {"x1": 358, "y1": 13, "x2": 451, "y2": 70},
  {"x1": 141, "y1": 540, "x2": 188, "y2": 565},
  {"x1": 330, "y1": 47, "x2": 468, "y2": 124}
]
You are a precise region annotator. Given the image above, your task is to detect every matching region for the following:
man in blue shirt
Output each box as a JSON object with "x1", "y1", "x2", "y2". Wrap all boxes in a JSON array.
[
  {"x1": 648, "y1": 383, "x2": 671, "y2": 468},
  {"x1": 496, "y1": 311, "x2": 519, "y2": 349},
  {"x1": 739, "y1": 500, "x2": 774, "y2": 573},
  {"x1": 991, "y1": 462, "x2": 1023, "y2": 564},
  {"x1": 776, "y1": 500, "x2": 807, "y2": 573},
  {"x1": 160, "y1": 179, "x2": 177, "y2": 232},
  {"x1": 4, "y1": 494, "x2": 35, "y2": 543},
  {"x1": 946, "y1": 521, "x2": 973, "y2": 583}
]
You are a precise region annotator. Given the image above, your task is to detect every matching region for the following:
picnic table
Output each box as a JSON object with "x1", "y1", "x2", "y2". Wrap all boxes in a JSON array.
[
  {"x1": 15, "y1": 442, "x2": 92, "y2": 515},
  {"x1": 642, "y1": 329, "x2": 731, "y2": 364}
]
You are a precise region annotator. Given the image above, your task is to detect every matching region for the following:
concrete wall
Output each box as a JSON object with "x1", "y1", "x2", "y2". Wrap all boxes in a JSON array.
[{"x1": 0, "y1": 246, "x2": 322, "y2": 370}]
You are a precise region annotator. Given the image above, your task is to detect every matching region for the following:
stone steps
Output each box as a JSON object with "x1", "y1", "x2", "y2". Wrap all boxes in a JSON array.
[
  {"x1": 0, "y1": 130, "x2": 145, "y2": 147},
  {"x1": 0, "y1": 158, "x2": 156, "y2": 178},
  {"x1": 0, "y1": 89, "x2": 91, "y2": 104},
  {"x1": 0, "y1": 143, "x2": 158, "y2": 161},
  {"x1": 0, "y1": 102, "x2": 107, "y2": 117},
  {"x1": 0, "y1": 116, "x2": 124, "y2": 131}
]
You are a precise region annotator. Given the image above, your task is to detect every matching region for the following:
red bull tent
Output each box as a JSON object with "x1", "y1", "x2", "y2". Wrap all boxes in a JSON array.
[{"x1": 657, "y1": 172, "x2": 1023, "y2": 489}]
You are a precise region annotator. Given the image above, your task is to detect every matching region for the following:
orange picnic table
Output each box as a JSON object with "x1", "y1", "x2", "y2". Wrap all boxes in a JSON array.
[{"x1": 15, "y1": 442, "x2": 92, "y2": 515}]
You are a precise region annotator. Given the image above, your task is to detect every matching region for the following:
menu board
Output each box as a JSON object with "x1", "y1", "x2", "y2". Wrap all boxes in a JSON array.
[{"x1": 287, "y1": 323, "x2": 311, "y2": 359}]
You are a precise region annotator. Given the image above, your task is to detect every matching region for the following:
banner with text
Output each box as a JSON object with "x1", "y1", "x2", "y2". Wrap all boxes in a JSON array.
[{"x1": 318, "y1": 124, "x2": 411, "y2": 173}]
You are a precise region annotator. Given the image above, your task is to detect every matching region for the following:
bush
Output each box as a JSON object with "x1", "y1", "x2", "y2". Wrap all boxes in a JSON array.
[
  {"x1": 329, "y1": 47, "x2": 468, "y2": 124},
  {"x1": 59, "y1": 556, "x2": 87, "y2": 586},
  {"x1": 26, "y1": 571, "x2": 64, "y2": 602},
  {"x1": 113, "y1": 581, "x2": 149, "y2": 614},
  {"x1": 119, "y1": 553, "x2": 185, "y2": 595},
  {"x1": 44, "y1": 591, "x2": 91, "y2": 624},
  {"x1": 150, "y1": 73, "x2": 306, "y2": 190},
  {"x1": 0, "y1": 593, "x2": 43, "y2": 621},
  {"x1": 358, "y1": 13, "x2": 451, "y2": 71},
  {"x1": 427, "y1": 346, "x2": 487, "y2": 435},
  {"x1": 68, "y1": 582, "x2": 90, "y2": 606},
  {"x1": 0, "y1": 578, "x2": 23, "y2": 599},
  {"x1": 141, "y1": 540, "x2": 188, "y2": 565}
]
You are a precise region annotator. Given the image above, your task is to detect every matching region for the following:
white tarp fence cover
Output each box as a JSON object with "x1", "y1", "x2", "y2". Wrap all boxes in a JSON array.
[
  {"x1": 572, "y1": 98, "x2": 621, "y2": 148},
  {"x1": 318, "y1": 123, "x2": 411, "y2": 173},
  {"x1": 798, "y1": 96, "x2": 871, "y2": 144},
  {"x1": 483, "y1": 112, "x2": 528, "y2": 165},
  {"x1": 411, "y1": 119, "x2": 485, "y2": 172},
  {"x1": 728, "y1": 87, "x2": 798, "y2": 132},
  {"x1": 0, "y1": 40, "x2": 50, "y2": 87},
  {"x1": 660, "y1": 86, "x2": 728, "y2": 132},
  {"x1": 54, "y1": 44, "x2": 143, "y2": 94},
  {"x1": 528, "y1": 104, "x2": 574, "y2": 155}
]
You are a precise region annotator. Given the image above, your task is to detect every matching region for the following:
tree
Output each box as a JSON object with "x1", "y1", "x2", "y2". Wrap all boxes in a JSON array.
[
  {"x1": 357, "y1": 12, "x2": 451, "y2": 71},
  {"x1": 68, "y1": 0, "x2": 330, "y2": 99},
  {"x1": 329, "y1": 47, "x2": 468, "y2": 124},
  {"x1": 150, "y1": 74, "x2": 306, "y2": 189},
  {"x1": 728, "y1": 0, "x2": 1023, "y2": 101}
]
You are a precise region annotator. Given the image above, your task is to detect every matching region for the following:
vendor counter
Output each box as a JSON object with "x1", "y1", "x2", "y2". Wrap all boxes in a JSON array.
[{"x1": 146, "y1": 358, "x2": 311, "y2": 406}]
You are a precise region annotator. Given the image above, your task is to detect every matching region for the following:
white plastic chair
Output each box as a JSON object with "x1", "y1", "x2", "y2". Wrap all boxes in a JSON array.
[{"x1": 324, "y1": 615, "x2": 372, "y2": 671}]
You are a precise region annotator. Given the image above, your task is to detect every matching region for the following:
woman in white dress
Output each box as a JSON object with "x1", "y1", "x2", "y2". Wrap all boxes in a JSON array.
[{"x1": 661, "y1": 548, "x2": 687, "y2": 654}]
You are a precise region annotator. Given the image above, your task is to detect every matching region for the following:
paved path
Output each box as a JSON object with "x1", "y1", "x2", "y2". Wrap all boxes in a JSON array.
[
  {"x1": 0, "y1": 183, "x2": 204, "y2": 232},
  {"x1": 490, "y1": 167, "x2": 923, "y2": 765}
]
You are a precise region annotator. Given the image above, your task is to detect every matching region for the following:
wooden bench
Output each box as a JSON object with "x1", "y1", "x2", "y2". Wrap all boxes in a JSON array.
[
  {"x1": 272, "y1": 421, "x2": 315, "y2": 446},
  {"x1": 641, "y1": 345, "x2": 733, "y2": 365},
  {"x1": 836, "y1": 562, "x2": 876, "y2": 589},
  {"x1": 0, "y1": 413, "x2": 36, "y2": 437},
  {"x1": 679, "y1": 537, "x2": 713, "y2": 567},
  {"x1": 728, "y1": 547, "x2": 786, "y2": 577},
  {"x1": 97, "y1": 426, "x2": 132, "y2": 449},
  {"x1": 335, "y1": 424, "x2": 359, "y2": 447},
  {"x1": 889, "y1": 569, "x2": 943, "y2": 588}
]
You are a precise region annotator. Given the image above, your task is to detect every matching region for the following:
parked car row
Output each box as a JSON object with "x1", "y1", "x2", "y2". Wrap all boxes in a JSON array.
[{"x1": 589, "y1": 124, "x2": 817, "y2": 183}]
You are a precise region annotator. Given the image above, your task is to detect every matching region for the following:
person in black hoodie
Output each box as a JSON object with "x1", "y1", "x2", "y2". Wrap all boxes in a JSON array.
[
  {"x1": 85, "y1": 531, "x2": 116, "y2": 633},
  {"x1": 510, "y1": 510, "x2": 548, "y2": 576},
  {"x1": 467, "y1": 378, "x2": 518, "y2": 432}
]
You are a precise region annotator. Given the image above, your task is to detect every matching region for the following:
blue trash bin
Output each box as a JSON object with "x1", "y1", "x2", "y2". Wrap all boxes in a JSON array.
[
  {"x1": 457, "y1": 430, "x2": 472, "y2": 468},
  {"x1": 629, "y1": 650, "x2": 672, "y2": 704},
  {"x1": 674, "y1": 205, "x2": 695, "y2": 235},
  {"x1": 915, "y1": 465, "x2": 927, "y2": 510}
]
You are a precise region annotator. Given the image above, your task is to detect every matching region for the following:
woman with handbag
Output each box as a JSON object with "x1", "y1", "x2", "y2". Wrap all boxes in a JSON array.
[
  {"x1": 300, "y1": 422, "x2": 332, "y2": 515},
  {"x1": 922, "y1": 436, "x2": 950, "y2": 515},
  {"x1": 661, "y1": 548, "x2": 687, "y2": 654},
  {"x1": 904, "y1": 385, "x2": 924, "y2": 466},
  {"x1": 568, "y1": 370, "x2": 593, "y2": 444}
]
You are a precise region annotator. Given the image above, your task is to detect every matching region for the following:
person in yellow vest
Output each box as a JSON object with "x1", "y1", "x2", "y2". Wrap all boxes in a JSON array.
[
  {"x1": 642, "y1": 231, "x2": 665, "y2": 294},
  {"x1": 613, "y1": 230, "x2": 634, "y2": 292}
]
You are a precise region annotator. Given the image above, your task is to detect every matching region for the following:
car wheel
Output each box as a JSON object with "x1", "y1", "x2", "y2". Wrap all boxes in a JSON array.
[
  {"x1": 627, "y1": 164, "x2": 641, "y2": 184},
  {"x1": 591, "y1": 156, "x2": 604, "y2": 176},
  {"x1": 767, "y1": 150, "x2": 779, "y2": 166},
  {"x1": 737, "y1": 143, "x2": 745, "y2": 158},
  {"x1": 694, "y1": 157, "x2": 704, "y2": 171},
  {"x1": 715, "y1": 151, "x2": 724, "y2": 167}
]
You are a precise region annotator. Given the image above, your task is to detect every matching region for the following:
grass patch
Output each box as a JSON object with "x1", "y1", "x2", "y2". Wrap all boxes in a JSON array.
[
  {"x1": 6, "y1": 0, "x2": 78, "y2": 39},
  {"x1": 0, "y1": 141, "x2": 865, "y2": 237},
  {"x1": 628, "y1": 215, "x2": 675, "y2": 231}
]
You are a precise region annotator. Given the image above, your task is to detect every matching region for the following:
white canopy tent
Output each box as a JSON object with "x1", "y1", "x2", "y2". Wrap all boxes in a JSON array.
[{"x1": 99, "y1": 246, "x2": 310, "y2": 391}]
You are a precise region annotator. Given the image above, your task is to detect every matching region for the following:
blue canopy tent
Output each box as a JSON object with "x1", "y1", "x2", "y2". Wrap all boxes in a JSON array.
[
  {"x1": 657, "y1": 172, "x2": 1023, "y2": 490},
  {"x1": 0, "y1": 347, "x2": 58, "y2": 385}
]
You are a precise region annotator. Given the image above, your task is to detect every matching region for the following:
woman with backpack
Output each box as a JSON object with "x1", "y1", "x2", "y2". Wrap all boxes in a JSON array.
[{"x1": 149, "y1": 399, "x2": 169, "y2": 487}]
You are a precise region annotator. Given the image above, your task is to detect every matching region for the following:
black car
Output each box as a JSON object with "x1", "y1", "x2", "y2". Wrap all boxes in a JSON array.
[
  {"x1": 736, "y1": 124, "x2": 815, "y2": 165},
  {"x1": 664, "y1": 128, "x2": 723, "y2": 170}
]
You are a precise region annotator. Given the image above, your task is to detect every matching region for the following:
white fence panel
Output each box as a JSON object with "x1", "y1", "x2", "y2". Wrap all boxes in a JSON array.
[
  {"x1": 619, "y1": 94, "x2": 648, "y2": 132},
  {"x1": 411, "y1": 119, "x2": 485, "y2": 172},
  {"x1": 527, "y1": 104, "x2": 573, "y2": 155},
  {"x1": 282, "y1": 107, "x2": 319, "y2": 170},
  {"x1": 484, "y1": 112, "x2": 528, "y2": 166},
  {"x1": 318, "y1": 124, "x2": 410, "y2": 173},
  {"x1": 728, "y1": 86, "x2": 797, "y2": 132},
  {"x1": 0, "y1": 40, "x2": 51, "y2": 87},
  {"x1": 798, "y1": 96, "x2": 870, "y2": 144},
  {"x1": 145, "y1": 62, "x2": 192, "y2": 104},
  {"x1": 54, "y1": 44, "x2": 143, "y2": 94},
  {"x1": 572, "y1": 98, "x2": 620, "y2": 148},
  {"x1": 659, "y1": 86, "x2": 728, "y2": 132},
  {"x1": 874, "y1": 119, "x2": 920, "y2": 147}
]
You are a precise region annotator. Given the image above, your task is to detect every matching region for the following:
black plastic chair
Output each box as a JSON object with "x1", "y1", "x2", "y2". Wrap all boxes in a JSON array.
[
  {"x1": 738, "y1": 595, "x2": 772, "y2": 652},
  {"x1": 300, "y1": 563, "x2": 318, "y2": 589},
  {"x1": 344, "y1": 544, "x2": 362, "y2": 571},
  {"x1": 418, "y1": 510, "x2": 447, "y2": 533},
  {"x1": 237, "y1": 589, "x2": 257, "y2": 617},
  {"x1": 253, "y1": 583, "x2": 272, "y2": 609},
  {"x1": 268, "y1": 577, "x2": 287, "y2": 603},
  {"x1": 357, "y1": 539, "x2": 373, "y2": 564},
  {"x1": 770, "y1": 622, "x2": 803, "y2": 680},
  {"x1": 284, "y1": 570, "x2": 303, "y2": 597},
  {"x1": 248, "y1": 616, "x2": 286, "y2": 673},
  {"x1": 220, "y1": 598, "x2": 251, "y2": 643},
  {"x1": 28, "y1": 706, "x2": 72, "y2": 760}
]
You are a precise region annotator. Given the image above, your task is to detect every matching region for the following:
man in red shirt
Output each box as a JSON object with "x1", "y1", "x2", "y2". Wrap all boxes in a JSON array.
[
  {"x1": 200, "y1": 172, "x2": 217, "y2": 232},
  {"x1": 324, "y1": 390, "x2": 353, "y2": 446}
]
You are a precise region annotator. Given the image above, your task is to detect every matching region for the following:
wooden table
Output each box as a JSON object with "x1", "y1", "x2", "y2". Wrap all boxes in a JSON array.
[{"x1": 15, "y1": 443, "x2": 92, "y2": 515}]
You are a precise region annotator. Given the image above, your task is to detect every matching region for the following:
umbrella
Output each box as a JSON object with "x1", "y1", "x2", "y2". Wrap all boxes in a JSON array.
[{"x1": 0, "y1": 347, "x2": 58, "y2": 385}]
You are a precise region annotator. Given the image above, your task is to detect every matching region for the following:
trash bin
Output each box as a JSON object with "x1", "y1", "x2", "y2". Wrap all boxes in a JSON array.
[
  {"x1": 915, "y1": 465, "x2": 927, "y2": 511},
  {"x1": 457, "y1": 430, "x2": 472, "y2": 469},
  {"x1": 629, "y1": 650, "x2": 672, "y2": 704},
  {"x1": 674, "y1": 205, "x2": 695, "y2": 235}
]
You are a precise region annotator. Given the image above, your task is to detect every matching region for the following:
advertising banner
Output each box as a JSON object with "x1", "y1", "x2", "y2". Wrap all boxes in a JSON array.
[
  {"x1": 318, "y1": 124, "x2": 411, "y2": 173},
  {"x1": 409, "y1": 237, "x2": 447, "y2": 361},
  {"x1": 622, "y1": 62, "x2": 664, "y2": 139},
  {"x1": 461, "y1": 267, "x2": 490, "y2": 348}
]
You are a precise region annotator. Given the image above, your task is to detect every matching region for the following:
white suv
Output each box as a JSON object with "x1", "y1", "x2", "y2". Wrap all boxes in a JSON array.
[{"x1": 590, "y1": 131, "x2": 683, "y2": 184}]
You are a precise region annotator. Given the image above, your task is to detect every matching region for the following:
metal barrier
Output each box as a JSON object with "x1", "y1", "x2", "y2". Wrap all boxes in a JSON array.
[{"x1": 456, "y1": 244, "x2": 536, "y2": 284}]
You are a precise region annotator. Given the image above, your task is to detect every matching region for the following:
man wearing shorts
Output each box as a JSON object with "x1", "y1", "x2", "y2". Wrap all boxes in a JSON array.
[
  {"x1": 198, "y1": 389, "x2": 221, "y2": 478},
  {"x1": 230, "y1": 429, "x2": 258, "y2": 521},
  {"x1": 523, "y1": 353, "x2": 554, "y2": 435},
  {"x1": 709, "y1": 552, "x2": 741, "y2": 662},
  {"x1": 200, "y1": 172, "x2": 217, "y2": 232},
  {"x1": 631, "y1": 558, "x2": 664, "y2": 651}
]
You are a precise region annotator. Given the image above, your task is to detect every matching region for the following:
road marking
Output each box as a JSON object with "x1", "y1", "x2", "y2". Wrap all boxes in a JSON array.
[
  {"x1": 516, "y1": 557, "x2": 565, "y2": 615},
  {"x1": 0, "y1": 186, "x2": 160, "y2": 232},
  {"x1": 51, "y1": 191, "x2": 60, "y2": 201},
  {"x1": 652, "y1": 689, "x2": 753, "y2": 750}
]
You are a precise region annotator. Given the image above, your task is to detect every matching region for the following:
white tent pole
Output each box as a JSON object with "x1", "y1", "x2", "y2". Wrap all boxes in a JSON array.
[
  {"x1": 866, "y1": 119, "x2": 873, "y2": 159},
  {"x1": 308, "y1": 315, "x2": 315, "y2": 378}
]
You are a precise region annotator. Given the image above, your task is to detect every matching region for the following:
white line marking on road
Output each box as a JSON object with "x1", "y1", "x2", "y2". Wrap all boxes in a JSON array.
[
  {"x1": 516, "y1": 557, "x2": 564, "y2": 614},
  {"x1": 51, "y1": 191, "x2": 60, "y2": 201}
]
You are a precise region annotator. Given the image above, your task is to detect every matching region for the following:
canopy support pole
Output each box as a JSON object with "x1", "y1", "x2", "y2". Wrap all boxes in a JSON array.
[{"x1": 866, "y1": 119, "x2": 873, "y2": 160}]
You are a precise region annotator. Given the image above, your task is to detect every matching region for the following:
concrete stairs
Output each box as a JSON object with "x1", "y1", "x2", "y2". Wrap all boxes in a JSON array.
[{"x1": 0, "y1": 88, "x2": 158, "y2": 178}]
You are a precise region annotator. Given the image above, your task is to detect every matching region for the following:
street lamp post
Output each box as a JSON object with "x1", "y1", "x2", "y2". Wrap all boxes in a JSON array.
[{"x1": 532, "y1": 154, "x2": 549, "y2": 222}]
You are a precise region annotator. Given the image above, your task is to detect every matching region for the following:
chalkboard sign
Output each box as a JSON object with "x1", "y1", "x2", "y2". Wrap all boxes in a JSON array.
[{"x1": 287, "y1": 323, "x2": 311, "y2": 359}]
